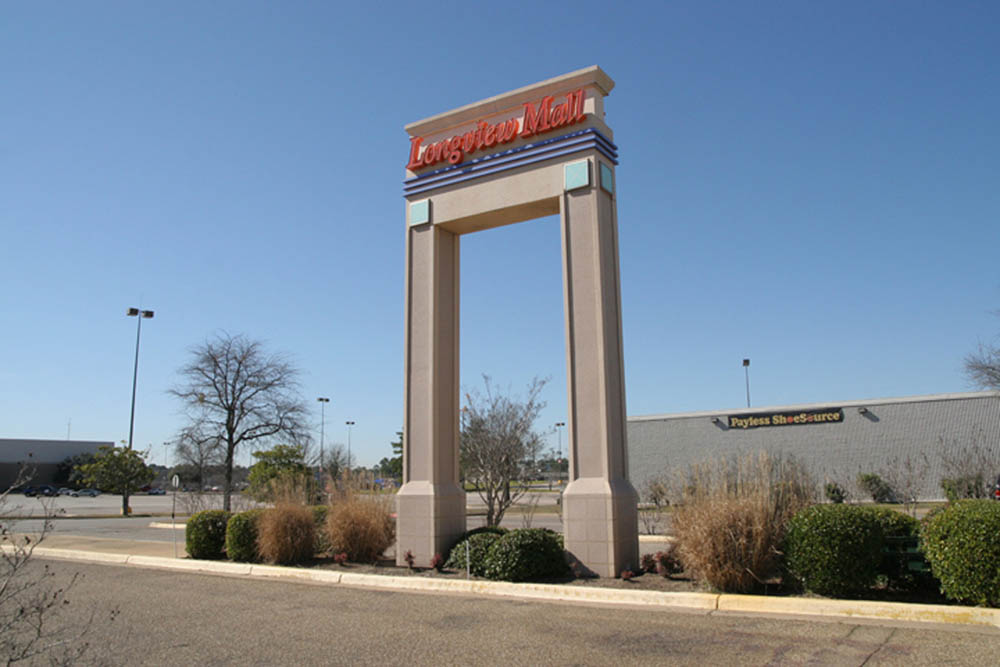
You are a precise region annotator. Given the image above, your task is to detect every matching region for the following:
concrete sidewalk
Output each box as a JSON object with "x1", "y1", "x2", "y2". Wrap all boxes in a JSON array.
[{"x1": 15, "y1": 532, "x2": 1000, "y2": 632}]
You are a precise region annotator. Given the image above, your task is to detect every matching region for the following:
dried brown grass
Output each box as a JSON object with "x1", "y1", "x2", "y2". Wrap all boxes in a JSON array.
[
  {"x1": 325, "y1": 490, "x2": 395, "y2": 563},
  {"x1": 256, "y1": 503, "x2": 316, "y2": 565},
  {"x1": 671, "y1": 451, "x2": 816, "y2": 593}
]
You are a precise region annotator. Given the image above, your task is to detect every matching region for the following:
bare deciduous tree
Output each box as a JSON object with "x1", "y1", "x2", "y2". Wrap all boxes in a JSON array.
[
  {"x1": 170, "y1": 333, "x2": 309, "y2": 512},
  {"x1": 174, "y1": 421, "x2": 224, "y2": 488},
  {"x1": 965, "y1": 342, "x2": 1000, "y2": 390},
  {"x1": 460, "y1": 376, "x2": 546, "y2": 527}
]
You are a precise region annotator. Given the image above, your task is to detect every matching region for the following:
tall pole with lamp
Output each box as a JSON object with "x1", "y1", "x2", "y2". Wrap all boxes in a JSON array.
[
  {"x1": 345, "y1": 421, "x2": 355, "y2": 478},
  {"x1": 317, "y1": 397, "x2": 330, "y2": 476},
  {"x1": 125, "y1": 307, "x2": 153, "y2": 517},
  {"x1": 743, "y1": 358, "x2": 751, "y2": 408},
  {"x1": 554, "y1": 422, "x2": 566, "y2": 485}
]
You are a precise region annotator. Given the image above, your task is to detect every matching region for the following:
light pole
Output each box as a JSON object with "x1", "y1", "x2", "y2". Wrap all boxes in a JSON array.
[
  {"x1": 317, "y1": 397, "x2": 330, "y2": 474},
  {"x1": 743, "y1": 358, "x2": 751, "y2": 408},
  {"x1": 162, "y1": 441, "x2": 170, "y2": 468},
  {"x1": 555, "y1": 422, "x2": 566, "y2": 484},
  {"x1": 125, "y1": 307, "x2": 153, "y2": 516},
  {"x1": 345, "y1": 421, "x2": 355, "y2": 475}
]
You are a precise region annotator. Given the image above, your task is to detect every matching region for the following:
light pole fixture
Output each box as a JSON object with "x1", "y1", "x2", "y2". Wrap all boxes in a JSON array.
[
  {"x1": 345, "y1": 420, "x2": 355, "y2": 474},
  {"x1": 124, "y1": 307, "x2": 153, "y2": 517},
  {"x1": 317, "y1": 397, "x2": 330, "y2": 473},
  {"x1": 555, "y1": 422, "x2": 566, "y2": 482},
  {"x1": 742, "y1": 358, "x2": 751, "y2": 408},
  {"x1": 126, "y1": 308, "x2": 154, "y2": 450}
]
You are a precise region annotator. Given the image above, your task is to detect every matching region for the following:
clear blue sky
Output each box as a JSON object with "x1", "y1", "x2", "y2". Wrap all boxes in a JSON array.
[{"x1": 3, "y1": 2, "x2": 998, "y2": 469}]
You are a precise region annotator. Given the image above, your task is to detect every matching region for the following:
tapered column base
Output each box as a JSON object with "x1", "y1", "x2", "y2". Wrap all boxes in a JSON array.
[
  {"x1": 395, "y1": 481, "x2": 465, "y2": 567},
  {"x1": 562, "y1": 477, "x2": 639, "y2": 577}
]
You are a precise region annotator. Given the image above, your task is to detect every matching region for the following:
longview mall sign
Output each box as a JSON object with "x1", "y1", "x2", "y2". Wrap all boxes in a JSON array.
[
  {"x1": 728, "y1": 408, "x2": 844, "y2": 430},
  {"x1": 406, "y1": 88, "x2": 587, "y2": 170}
]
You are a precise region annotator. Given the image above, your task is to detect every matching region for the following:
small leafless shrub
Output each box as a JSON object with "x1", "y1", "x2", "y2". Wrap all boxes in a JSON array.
[
  {"x1": 519, "y1": 494, "x2": 541, "y2": 529},
  {"x1": 638, "y1": 478, "x2": 669, "y2": 535},
  {"x1": 671, "y1": 451, "x2": 815, "y2": 593},
  {"x1": 938, "y1": 431, "x2": 1000, "y2": 499},
  {"x1": 256, "y1": 504, "x2": 315, "y2": 565}
]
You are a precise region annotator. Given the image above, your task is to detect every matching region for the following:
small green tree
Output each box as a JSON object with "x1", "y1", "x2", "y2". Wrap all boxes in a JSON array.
[
  {"x1": 78, "y1": 446, "x2": 155, "y2": 514},
  {"x1": 54, "y1": 452, "x2": 96, "y2": 487},
  {"x1": 378, "y1": 431, "x2": 403, "y2": 481},
  {"x1": 247, "y1": 444, "x2": 310, "y2": 501}
]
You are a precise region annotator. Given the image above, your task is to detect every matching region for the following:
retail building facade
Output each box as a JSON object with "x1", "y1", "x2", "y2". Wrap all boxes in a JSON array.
[{"x1": 627, "y1": 391, "x2": 1000, "y2": 501}]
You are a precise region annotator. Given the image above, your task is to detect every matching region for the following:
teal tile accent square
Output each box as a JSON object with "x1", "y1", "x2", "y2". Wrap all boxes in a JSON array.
[
  {"x1": 564, "y1": 160, "x2": 590, "y2": 191},
  {"x1": 600, "y1": 162, "x2": 615, "y2": 194},
  {"x1": 410, "y1": 199, "x2": 430, "y2": 225}
]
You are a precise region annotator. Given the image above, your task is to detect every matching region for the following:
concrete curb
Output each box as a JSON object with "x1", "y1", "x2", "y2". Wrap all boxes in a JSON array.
[
  {"x1": 16, "y1": 546, "x2": 1000, "y2": 629},
  {"x1": 717, "y1": 593, "x2": 1000, "y2": 628}
]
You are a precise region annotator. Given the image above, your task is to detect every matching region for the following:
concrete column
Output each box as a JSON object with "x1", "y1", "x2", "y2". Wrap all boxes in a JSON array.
[
  {"x1": 396, "y1": 222, "x2": 465, "y2": 566},
  {"x1": 559, "y1": 168, "x2": 639, "y2": 577}
]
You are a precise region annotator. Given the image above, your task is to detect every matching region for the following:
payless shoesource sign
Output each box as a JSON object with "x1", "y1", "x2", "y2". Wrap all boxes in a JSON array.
[{"x1": 728, "y1": 408, "x2": 844, "y2": 430}]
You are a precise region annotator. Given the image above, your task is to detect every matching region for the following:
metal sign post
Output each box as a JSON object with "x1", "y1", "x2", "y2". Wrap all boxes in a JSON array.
[{"x1": 171, "y1": 474, "x2": 180, "y2": 558}]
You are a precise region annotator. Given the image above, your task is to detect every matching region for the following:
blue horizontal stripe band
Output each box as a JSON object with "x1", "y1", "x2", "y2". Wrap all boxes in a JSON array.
[
  {"x1": 403, "y1": 128, "x2": 619, "y2": 197},
  {"x1": 403, "y1": 127, "x2": 617, "y2": 185},
  {"x1": 405, "y1": 133, "x2": 609, "y2": 192},
  {"x1": 403, "y1": 140, "x2": 618, "y2": 197}
]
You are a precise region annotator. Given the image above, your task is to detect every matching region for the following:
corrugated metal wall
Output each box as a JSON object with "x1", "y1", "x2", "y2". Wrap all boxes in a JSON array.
[{"x1": 627, "y1": 392, "x2": 1000, "y2": 501}]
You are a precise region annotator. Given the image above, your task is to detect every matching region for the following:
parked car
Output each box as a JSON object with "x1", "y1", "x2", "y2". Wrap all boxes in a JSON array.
[
  {"x1": 147, "y1": 488, "x2": 166, "y2": 495},
  {"x1": 24, "y1": 485, "x2": 58, "y2": 497},
  {"x1": 58, "y1": 488, "x2": 80, "y2": 497},
  {"x1": 76, "y1": 488, "x2": 101, "y2": 497}
]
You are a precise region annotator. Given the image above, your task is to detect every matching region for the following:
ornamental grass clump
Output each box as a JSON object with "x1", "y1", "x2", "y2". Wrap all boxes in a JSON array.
[
  {"x1": 256, "y1": 503, "x2": 316, "y2": 565},
  {"x1": 670, "y1": 451, "x2": 815, "y2": 593},
  {"x1": 921, "y1": 499, "x2": 1000, "y2": 607},
  {"x1": 325, "y1": 491, "x2": 394, "y2": 563}
]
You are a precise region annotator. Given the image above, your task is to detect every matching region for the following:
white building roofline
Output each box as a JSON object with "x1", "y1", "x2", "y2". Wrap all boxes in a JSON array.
[{"x1": 628, "y1": 390, "x2": 1000, "y2": 423}]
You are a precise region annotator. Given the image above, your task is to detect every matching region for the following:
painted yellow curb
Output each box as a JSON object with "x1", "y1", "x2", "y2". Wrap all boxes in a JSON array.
[{"x1": 718, "y1": 594, "x2": 1000, "y2": 629}]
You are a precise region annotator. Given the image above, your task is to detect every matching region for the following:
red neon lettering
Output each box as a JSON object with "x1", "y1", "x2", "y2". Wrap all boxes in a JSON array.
[
  {"x1": 405, "y1": 88, "x2": 586, "y2": 168},
  {"x1": 483, "y1": 123, "x2": 497, "y2": 147},
  {"x1": 406, "y1": 137, "x2": 424, "y2": 170},
  {"x1": 499, "y1": 119, "x2": 518, "y2": 143},
  {"x1": 447, "y1": 137, "x2": 463, "y2": 164},
  {"x1": 520, "y1": 95, "x2": 553, "y2": 138}
]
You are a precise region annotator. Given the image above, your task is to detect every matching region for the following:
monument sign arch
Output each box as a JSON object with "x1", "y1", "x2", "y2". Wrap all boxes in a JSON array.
[{"x1": 399, "y1": 66, "x2": 638, "y2": 577}]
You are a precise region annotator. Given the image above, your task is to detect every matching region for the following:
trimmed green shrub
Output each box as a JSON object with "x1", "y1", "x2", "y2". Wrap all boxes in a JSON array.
[
  {"x1": 444, "y1": 532, "x2": 504, "y2": 576},
  {"x1": 310, "y1": 505, "x2": 330, "y2": 555},
  {"x1": 226, "y1": 509, "x2": 264, "y2": 562},
  {"x1": 482, "y1": 528, "x2": 568, "y2": 582},
  {"x1": 857, "y1": 473, "x2": 897, "y2": 503},
  {"x1": 940, "y1": 474, "x2": 987, "y2": 502},
  {"x1": 444, "y1": 526, "x2": 507, "y2": 561},
  {"x1": 186, "y1": 509, "x2": 231, "y2": 560},
  {"x1": 866, "y1": 507, "x2": 931, "y2": 590},
  {"x1": 783, "y1": 504, "x2": 883, "y2": 596},
  {"x1": 921, "y1": 500, "x2": 1000, "y2": 606},
  {"x1": 824, "y1": 482, "x2": 846, "y2": 504}
]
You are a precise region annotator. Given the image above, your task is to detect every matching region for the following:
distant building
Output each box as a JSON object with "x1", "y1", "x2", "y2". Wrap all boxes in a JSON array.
[
  {"x1": 627, "y1": 391, "x2": 1000, "y2": 501},
  {"x1": 0, "y1": 439, "x2": 111, "y2": 489}
]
